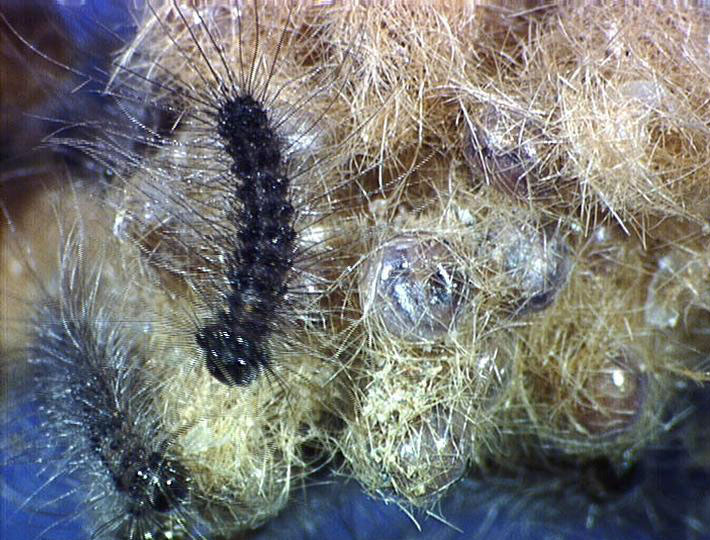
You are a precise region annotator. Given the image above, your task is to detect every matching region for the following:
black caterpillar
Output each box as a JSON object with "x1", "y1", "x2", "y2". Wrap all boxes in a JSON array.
[
  {"x1": 100, "y1": 1, "x2": 352, "y2": 388},
  {"x1": 0, "y1": 1, "x2": 337, "y2": 387},
  {"x1": 8, "y1": 235, "x2": 198, "y2": 539},
  {"x1": 195, "y1": 89, "x2": 296, "y2": 386}
]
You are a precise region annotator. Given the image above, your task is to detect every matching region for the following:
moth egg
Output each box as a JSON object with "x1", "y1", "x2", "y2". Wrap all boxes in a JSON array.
[
  {"x1": 392, "y1": 408, "x2": 469, "y2": 501},
  {"x1": 274, "y1": 104, "x2": 332, "y2": 164},
  {"x1": 464, "y1": 104, "x2": 541, "y2": 199},
  {"x1": 360, "y1": 235, "x2": 465, "y2": 342},
  {"x1": 576, "y1": 351, "x2": 648, "y2": 439},
  {"x1": 481, "y1": 218, "x2": 571, "y2": 316}
]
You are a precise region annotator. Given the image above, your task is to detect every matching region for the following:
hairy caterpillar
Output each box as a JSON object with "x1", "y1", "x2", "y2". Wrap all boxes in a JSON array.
[
  {"x1": 8, "y1": 212, "x2": 196, "y2": 538},
  {"x1": 3, "y1": 2, "x2": 710, "y2": 540},
  {"x1": 1, "y1": 1, "x2": 379, "y2": 537}
]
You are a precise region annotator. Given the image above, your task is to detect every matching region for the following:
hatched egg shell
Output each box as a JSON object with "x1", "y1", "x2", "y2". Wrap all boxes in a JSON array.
[
  {"x1": 360, "y1": 235, "x2": 466, "y2": 342},
  {"x1": 479, "y1": 217, "x2": 571, "y2": 316},
  {"x1": 575, "y1": 351, "x2": 649, "y2": 439},
  {"x1": 464, "y1": 104, "x2": 542, "y2": 199}
]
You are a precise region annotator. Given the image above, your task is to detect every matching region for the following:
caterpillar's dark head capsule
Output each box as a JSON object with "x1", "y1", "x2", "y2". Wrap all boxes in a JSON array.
[
  {"x1": 121, "y1": 451, "x2": 191, "y2": 514},
  {"x1": 361, "y1": 235, "x2": 465, "y2": 342},
  {"x1": 196, "y1": 322, "x2": 268, "y2": 386}
]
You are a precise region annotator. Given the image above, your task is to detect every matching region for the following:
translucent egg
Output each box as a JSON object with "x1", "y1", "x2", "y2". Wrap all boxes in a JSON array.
[
  {"x1": 360, "y1": 235, "x2": 465, "y2": 342},
  {"x1": 576, "y1": 351, "x2": 648, "y2": 439}
]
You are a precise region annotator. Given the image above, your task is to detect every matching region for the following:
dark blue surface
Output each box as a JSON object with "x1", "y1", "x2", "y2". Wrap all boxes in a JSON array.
[{"x1": 1, "y1": 398, "x2": 85, "y2": 540}]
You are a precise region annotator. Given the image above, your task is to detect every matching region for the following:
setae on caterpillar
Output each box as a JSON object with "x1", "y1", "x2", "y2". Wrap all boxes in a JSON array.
[
  {"x1": 184, "y1": 0, "x2": 348, "y2": 386},
  {"x1": 1, "y1": 1, "x2": 382, "y2": 538},
  {"x1": 96, "y1": 0, "x2": 376, "y2": 389},
  {"x1": 194, "y1": 71, "x2": 299, "y2": 386},
  {"x1": 4, "y1": 1, "x2": 710, "y2": 540},
  {"x1": 9, "y1": 207, "x2": 196, "y2": 539}
]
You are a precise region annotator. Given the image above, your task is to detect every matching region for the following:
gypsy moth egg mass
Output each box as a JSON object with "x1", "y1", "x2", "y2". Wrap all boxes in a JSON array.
[{"x1": 8, "y1": 1, "x2": 710, "y2": 538}]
